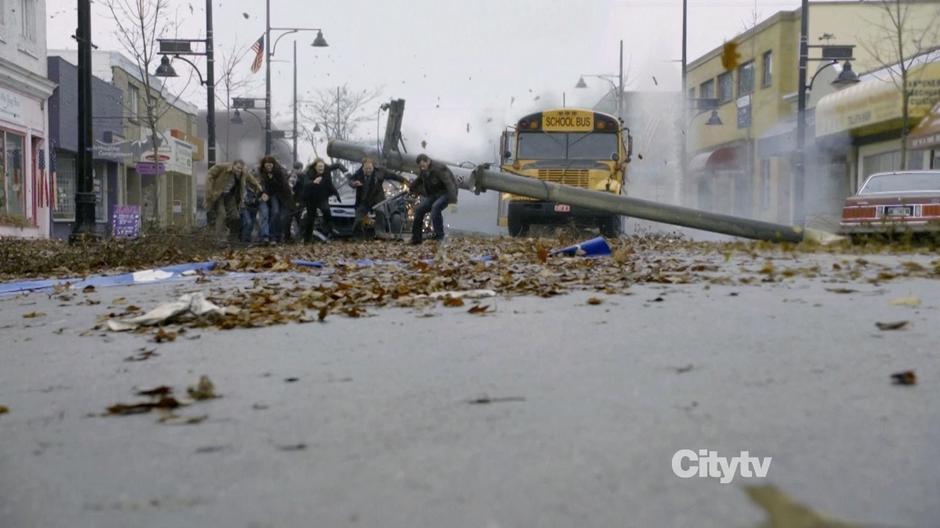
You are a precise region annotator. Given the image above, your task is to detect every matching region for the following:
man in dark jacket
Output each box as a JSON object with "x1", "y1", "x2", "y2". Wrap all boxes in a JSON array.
[
  {"x1": 409, "y1": 154, "x2": 458, "y2": 244},
  {"x1": 256, "y1": 156, "x2": 292, "y2": 244},
  {"x1": 350, "y1": 157, "x2": 409, "y2": 239},
  {"x1": 295, "y1": 158, "x2": 346, "y2": 242}
]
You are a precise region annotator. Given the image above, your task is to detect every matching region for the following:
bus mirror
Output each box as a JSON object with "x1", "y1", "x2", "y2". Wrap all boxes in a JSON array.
[{"x1": 611, "y1": 153, "x2": 620, "y2": 162}]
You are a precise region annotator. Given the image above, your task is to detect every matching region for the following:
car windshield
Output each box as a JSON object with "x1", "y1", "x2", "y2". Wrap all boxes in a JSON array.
[
  {"x1": 860, "y1": 171, "x2": 940, "y2": 194},
  {"x1": 517, "y1": 132, "x2": 618, "y2": 160}
]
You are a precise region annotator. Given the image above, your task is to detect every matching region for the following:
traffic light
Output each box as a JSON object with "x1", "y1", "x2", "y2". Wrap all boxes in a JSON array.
[{"x1": 721, "y1": 41, "x2": 740, "y2": 71}]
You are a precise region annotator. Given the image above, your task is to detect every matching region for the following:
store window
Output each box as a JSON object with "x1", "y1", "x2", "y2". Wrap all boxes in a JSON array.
[
  {"x1": 20, "y1": 0, "x2": 36, "y2": 42},
  {"x1": 718, "y1": 72, "x2": 733, "y2": 103},
  {"x1": 762, "y1": 51, "x2": 773, "y2": 88},
  {"x1": 699, "y1": 79, "x2": 714, "y2": 99},
  {"x1": 53, "y1": 153, "x2": 76, "y2": 220},
  {"x1": 0, "y1": 131, "x2": 26, "y2": 219},
  {"x1": 128, "y1": 84, "x2": 140, "y2": 121},
  {"x1": 737, "y1": 61, "x2": 755, "y2": 96}
]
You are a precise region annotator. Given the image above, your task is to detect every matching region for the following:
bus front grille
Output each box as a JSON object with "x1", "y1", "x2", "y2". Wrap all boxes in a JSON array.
[{"x1": 537, "y1": 169, "x2": 590, "y2": 188}]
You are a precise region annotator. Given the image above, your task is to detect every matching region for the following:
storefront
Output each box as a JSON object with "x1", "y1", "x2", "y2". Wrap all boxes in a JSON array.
[
  {"x1": 0, "y1": 62, "x2": 57, "y2": 237},
  {"x1": 114, "y1": 129, "x2": 197, "y2": 230},
  {"x1": 47, "y1": 56, "x2": 124, "y2": 239},
  {"x1": 908, "y1": 101, "x2": 940, "y2": 168},
  {"x1": 815, "y1": 60, "x2": 940, "y2": 191}
]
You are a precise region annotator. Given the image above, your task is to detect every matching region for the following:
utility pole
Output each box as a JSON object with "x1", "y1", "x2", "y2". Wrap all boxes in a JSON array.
[
  {"x1": 205, "y1": 0, "x2": 216, "y2": 168},
  {"x1": 680, "y1": 0, "x2": 688, "y2": 204},
  {"x1": 794, "y1": 0, "x2": 809, "y2": 225},
  {"x1": 618, "y1": 39, "x2": 623, "y2": 122},
  {"x1": 336, "y1": 86, "x2": 341, "y2": 141},
  {"x1": 292, "y1": 40, "x2": 298, "y2": 165},
  {"x1": 72, "y1": 0, "x2": 96, "y2": 240},
  {"x1": 264, "y1": 0, "x2": 272, "y2": 154}
]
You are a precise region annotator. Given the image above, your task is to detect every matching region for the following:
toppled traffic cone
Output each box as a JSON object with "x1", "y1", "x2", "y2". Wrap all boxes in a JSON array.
[{"x1": 550, "y1": 236, "x2": 611, "y2": 257}]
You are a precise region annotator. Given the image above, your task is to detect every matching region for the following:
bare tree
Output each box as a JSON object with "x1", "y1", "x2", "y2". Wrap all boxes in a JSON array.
[
  {"x1": 297, "y1": 84, "x2": 382, "y2": 163},
  {"x1": 860, "y1": 0, "x2": 940, "y2": 169},
  {"x1": 103, "y1": 0, "x2": 193, "y2": 166},
  {"x1": 214, "y1": 41, "x2": 254, "y2": 159}
]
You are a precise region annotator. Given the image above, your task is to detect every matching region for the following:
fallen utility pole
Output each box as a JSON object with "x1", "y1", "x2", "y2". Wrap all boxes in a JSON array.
[{"x1": 327, "y1": 101, "x2": 840, "y2": 244}]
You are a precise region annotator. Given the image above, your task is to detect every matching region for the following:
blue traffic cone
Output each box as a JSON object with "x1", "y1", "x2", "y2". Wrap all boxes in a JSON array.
[{"x1": 550, "y1": 236, "x2": 611, "y2": 257}]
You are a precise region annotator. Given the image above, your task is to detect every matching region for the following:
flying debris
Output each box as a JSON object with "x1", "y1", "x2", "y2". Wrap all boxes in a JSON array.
[
  {"x1": 510, "y1": 96, "x2": 516, "y2": 106},
  {"x1": 534, "y1": 95, "x2": 540, "y2": 101},
  {"x1": 189, "y1": 3, "x2": 194, "y2": 14},
  {"x1": 242, "y1": 12, "x2": 250, "y2": 18},
  {"x1": 486, "y1": 117, "x2": 493, "y2": 123},
  {"x1": 421, "y1": 140, "x2": 428, "y2": 149},
  {"x1": 466, "y1": 123, "x2": 470, "y2": 133},
  {"x1": 652, "y1": 75, "x2": 658, "y2": 86}
]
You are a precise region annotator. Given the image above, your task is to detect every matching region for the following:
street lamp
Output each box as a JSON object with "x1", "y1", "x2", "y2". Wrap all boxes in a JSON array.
[
  {"x1": 153, "y1": 1, "x2": 216, "y2": 169},
  {"x1": 794, "y1": 0, "x2": 859, "y2": 226},
  {"x1": 573, "y1": 40, "x2": 625, "y2": 121},
  {"x1": 265, "y1": 0, "x2": 329, "y2": 158}
]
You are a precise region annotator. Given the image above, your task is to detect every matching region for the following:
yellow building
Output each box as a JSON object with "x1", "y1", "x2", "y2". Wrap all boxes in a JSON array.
[{"x1": 685, "y1": 0, "x2": 940, "y2": 226}]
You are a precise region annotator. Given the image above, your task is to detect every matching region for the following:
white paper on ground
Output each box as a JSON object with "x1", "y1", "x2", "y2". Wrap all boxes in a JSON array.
[
  {"x1": 107, "y1": 293, "x2": 224, "y2": 331},
  {"x1": 131, "y1": 269, "x2": 175, "y2": 283}
]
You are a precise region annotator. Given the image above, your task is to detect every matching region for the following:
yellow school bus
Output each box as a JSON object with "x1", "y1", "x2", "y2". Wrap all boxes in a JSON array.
[{"x1": 498, "y1": 108, "x2": 631, "y2": 236}]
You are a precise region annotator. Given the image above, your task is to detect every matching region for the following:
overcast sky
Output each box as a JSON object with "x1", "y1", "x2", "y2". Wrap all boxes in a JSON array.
[{"x1": 47, "y1": 0, "x2": 815, "y2": 163}]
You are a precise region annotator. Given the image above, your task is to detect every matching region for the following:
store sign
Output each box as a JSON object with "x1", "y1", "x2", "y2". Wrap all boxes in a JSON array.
[
  {"x1": 135, "y1": 162, "x2": 165, "y2": 175},
  {"x1": 0, "y1": 87, "x2": 22, "y2": 120},
  {"x1": 112, "y1": 205, "x2": 141, "y2": 239}
]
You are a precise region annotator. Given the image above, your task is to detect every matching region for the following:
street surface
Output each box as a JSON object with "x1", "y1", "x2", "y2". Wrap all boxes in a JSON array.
[{"x1": 1, "y1": 242, "x2": 939, "y2": 528}]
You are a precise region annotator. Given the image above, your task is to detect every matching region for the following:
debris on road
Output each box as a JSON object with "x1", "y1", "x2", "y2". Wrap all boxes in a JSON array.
[
  {"x1": 106, "y1": 293, "x2": 230, "y2": 331},
  {"x1": 587, "y1": 297, "x2": 604, "y2": 305},
  {"x1": 22, "y1": 311, "x2": 45, "y2": 318},
  {"x1": 891, "y1": 370, "x2": 917, "y2": 386},
  {"x1": 187, "y1": 376, "x2": 219, "y2": 400},
  {"x1": 468, "y1": 395, "x2": 526, "y2": 405},
  {"x1": 0, "y1": 405, "x2": 8, "y2": 415},
  {"x1": 889, "y1": 296, "x2": 921, "y2": 307},
  {"x1": 875, "y1": 321, "x2": 909, "y2": 331},
  {"x1": 467, "y1": 304, "x2": 491, "y2": 315},
  {"x1": 673, "y1": 364, "x2": 694, "y2": 374},
  {"x1": 124, "y1": 349, "x2": 158, "y2": 362}
]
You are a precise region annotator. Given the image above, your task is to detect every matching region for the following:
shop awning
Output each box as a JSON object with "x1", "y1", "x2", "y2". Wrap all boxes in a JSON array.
[
  {"x1": 909, "y1": 101, "x2": 940, "y2": 150},
  {"x1": 688, "y1": 146, "x2": 739, "y2": 172},
  {"x1": 815, "y1": 61, "x2": 940, "y2": 138}
]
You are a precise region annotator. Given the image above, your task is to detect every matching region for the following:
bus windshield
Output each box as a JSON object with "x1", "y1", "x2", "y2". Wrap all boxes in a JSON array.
[{"x1": 517, "y1": 132, "x2": 618, "y2": 160}]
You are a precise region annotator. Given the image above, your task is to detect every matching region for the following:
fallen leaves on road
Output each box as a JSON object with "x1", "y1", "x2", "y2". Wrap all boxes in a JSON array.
[
  {"x1": 891, "y1": 370, "x2": 917, "y2": 386},
  {"x1": 0, "y1": 405, "x2": 8, "y2": 415},
  {"x1": 468, "y1": 395, "x2": 526, "y2": 405},
  {"x1": 825, "y1": 287, "x2": 857, "y2": 294},
  {"x1": 889, "y1": 296, "x2": 921, "y2": 307},
  {"x1": 467, "y1": 304, "x2": 491, "y2": 315},
  {"x1": 22, "y1": 311, "x2": 46, "y2": 318},
  {"x1": 442, "y1": 296, "x2": 465, "y2": 307},
  {"x1": 745, "y1": 484, "x2": 857, "y2": 527},
  {"x1": 124, "y1": 348, "x2": 158, "y2": 362},
  {"x1": 587, "y1": 297, "x2": 604, "y2": 305},
  {"x1": 875, "y1": 321, "x2": 909, "y2": 331},
  {"x1": 187, "y1": 376, "x2": 219, "y2": 400},
  {"x1": 105, "y1": 376, "x2": 219, "y2": 420}
]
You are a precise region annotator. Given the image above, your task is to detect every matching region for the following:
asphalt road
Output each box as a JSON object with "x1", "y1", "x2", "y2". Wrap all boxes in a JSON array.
[{"x1": 1, "y1": 257, "x2": 939, "y2": 528}]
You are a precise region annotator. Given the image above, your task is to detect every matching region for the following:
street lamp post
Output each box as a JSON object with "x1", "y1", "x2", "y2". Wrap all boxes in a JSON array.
[
  {"x1": 794, "y1": 0, "x2": 859, "y2": 225},
  {"x1": 72, "y1": 0, "x2": 95, "y2": 240},
  {"x1": 153, "y1": 0, "x2": 216, "y2": 169},
  {"x1": 574, "y1": 40, "x2": 624, "y2": 123},
  {"x1": 264, "y1": 0, "x2": 329, "y2": 156}
]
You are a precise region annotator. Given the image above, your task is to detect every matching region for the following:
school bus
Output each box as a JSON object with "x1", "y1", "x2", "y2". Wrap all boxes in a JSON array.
[{"x1": 498, "y1": 108, "x2": 631, "y2": 237}]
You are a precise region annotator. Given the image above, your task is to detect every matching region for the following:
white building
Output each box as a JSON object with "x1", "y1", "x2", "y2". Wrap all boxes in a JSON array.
[{"x1": 0, "y1": 0, "x2": 56, "y2": 237}]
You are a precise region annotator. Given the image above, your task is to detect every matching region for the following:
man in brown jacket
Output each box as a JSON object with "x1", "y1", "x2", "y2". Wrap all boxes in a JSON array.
[
  {"x1": 204, "y1": 160, "x2": 260, "y2": 241},
  {"x1": 409, "y1": 154, "x2": 457, "y2": 244}
]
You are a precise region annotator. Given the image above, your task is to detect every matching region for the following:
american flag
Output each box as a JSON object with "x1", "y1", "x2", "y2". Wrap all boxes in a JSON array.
[
  {"x1": 250, "y1": 35, "x2": 265, "y2": 73},
  {"x1": 37, "y1": 146, "x2": 55, "y2": 209}
]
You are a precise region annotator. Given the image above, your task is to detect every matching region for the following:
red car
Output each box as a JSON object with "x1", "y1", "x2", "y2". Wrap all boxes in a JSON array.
[{"x1": 840, "y1": 170, "x2": 940, "y2": 234}]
